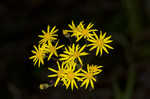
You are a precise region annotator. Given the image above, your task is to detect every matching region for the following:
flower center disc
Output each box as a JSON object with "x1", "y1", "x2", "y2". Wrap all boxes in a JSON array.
[
  {"x1": 57, "y1": 69, "x2": 64, "y2": 78},
  {"x1": 74, "y1": 51, "x2": 80, "y2": 58},
  {"x1": 50, "y1": 46, "x2": 56, "y2": 52},
  {"x1": 45, "y1": 33, "x2": 51, "y2": 40},
  {"x1": 82, "y1": 29, "x2": 88, "y2": 35},
  {"x1": 67, "y1": 71, "x2": 75, "y2": 80},
  {"x1": 96, "y1": 39, "x2": 104, "y2": 48},
  {"x1": 36, "y1": 51, "x2": 43, "y2": 58},
  {"x1": 86, "y1": 73, "x2": 93, "y2": 79}
]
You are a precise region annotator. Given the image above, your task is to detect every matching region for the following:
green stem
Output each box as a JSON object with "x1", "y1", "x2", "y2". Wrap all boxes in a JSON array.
[
  {"x1": 121, "y1": 0, "x2": 143, "y2": 38},
  {"x1": 124, "y1": 65, "x2": 136, "y2": 99}
]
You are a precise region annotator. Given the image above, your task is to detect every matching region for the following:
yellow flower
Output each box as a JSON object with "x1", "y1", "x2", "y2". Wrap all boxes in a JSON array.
[
  {"x1": 29, "y1": 45, "x2": 46, "y2": 67},
  {"x1": 75, "y1": 22, "x2": 98, "y2": 42},
  {"x1": 87, "y1": 31, "x2": 114, "y2": 56},
  {"x1": 59, "y1": 44, "x2": 88, "y2": 65},
  {"x1": 38, "y1": 25, "x2": 58, "y2": 45},
  {"x1": 69, "y1": 21, "x2": 83, "y2": 38},
  {"x1": 63, "y1": 64, "x2": 82, "y2": 90},
  {"x1": 88, "y1": 64, "x2": 103, "y2": 74},
  {"x1": 80, "y1": 64, "x2": 101, "y2": 89},
  {"x1": 46, "y1": 41, "x2": 64, "y2": 61},
  {"x1": 48, "y1": 61, "x2": 66, "y2": 87}
]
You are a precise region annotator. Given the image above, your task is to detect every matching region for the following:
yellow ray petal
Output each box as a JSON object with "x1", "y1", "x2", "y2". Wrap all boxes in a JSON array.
[
  {"x1": 48, "y1": 74, "x2": 57, "y2": 77},
  {"x1": 89, "y1": 45, "x2": 97, "y2": 51},
  {"x1": 96, "y1": 47, "x2": 100, "y2": 56},
  {"x1": 80, "y1": 79, "x2": 88, "y2": 87},
  {"x1": 103, "y1": 47, "x2": 109, "y2": 54},
  {"x1": 90, "y1": 80, "x2": 94, "y2": 89},
  {"x1": 47, "y1": 25, "x2": 50, "y2": 33},
  {"x1": 79, "y1": 45, "x2": 86, "y2": 52},
  {"x1": 54, "y1": 78, "x2": 60, "y2": 87},
  {"x1": 48, "y1": 53, "x2": 53, "y2": 61},
  {"x1": 104, "y1": 44, "x2": 114, "y2": 49},
  {"x1": 48, "y1": 68, "x2": 57, "y2": 73},
  {"x1": 85, "y1": 80, "x2": 89, "y2": 89}
]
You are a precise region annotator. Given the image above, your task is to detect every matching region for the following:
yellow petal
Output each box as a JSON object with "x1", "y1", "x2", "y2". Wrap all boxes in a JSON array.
[
  {"x1": 85, "y1": 80, "x2": 89, "y2": 89},
  {"x1": 105, "y1": 40, "x2": 113, "y2": 43},
  {"x1": 29, "y1": 56, "x2": 35, "y2": 59},
  {"x1": 92, "y1": 77, "x2": 96, "y2": 82},
  {"x1": 78, "y1": 57, "x2": 83, "y2": 65},
  {"x1": 34, "y1": 59, "x2": 38, "y2": 66},
  {"x1": 66, "y1": 80, "x2": 71, "y2": 89},
  {"x1": 79, "y1": 45, "x2": 86, "y2": 52},
  {"x1": 51, "y1": 26, "x2": 56, "y2": 33},
  {"x1": 104, "y1": 35, "x2": 111, "y2": 41},
  {"x1": 48, "y1": 53, "x2": 53, "y2": 61},
  {"x1": 80, "y1": 79, "x2": 87, "y2": 87},
  {"x1": 54, "y1": 51, "x2": 58, "y2": 57},
  {"x1": 42, "y1": 30, "x2": 46, "y2": 34},
  {"x1": 73, "y1": 80, "x2": 78, "y2": 89},
  {"x1": 57, "y1": 61, "x2": 60, "y2": 69},
  {"x1": 100, "y1": 48, "x2": 103, "y2": 56},
  {"x1": 90, "y1": 80, "x2": 94, "y2": 89},
  {"x1": 89, "y1": 45, "x2": 97, "y2": 51},
  {"x1": 48, "y1": 68, "x2": 57, "y2": 73},
  {"x1": 71, "y1": 80, "x2": 74, "y2": 90},
  {"x1": 87, "y1": 23, "x2": 94, "y2": 29},
  {"x1": 47, "y1": 25, "x2": 50, "y2": 33},
  {"x1": 54, "y1": 78, "x2": 60, "y2": 87},
  {"x1": 80, "y1": 52, "x2": 88, "y2": 56},
  {"x1": 38, "y1": 60, "x2": 41, "y2": 68},
  {"x1": 33, "y1": 45, "x2": 38, "y2": 51},
  {"x1": 104, "y1": 44, "x2": 114, "y2": 49},
  {"x1": 103, "y1": 47, "x2": 109, "y2": 54},
  {"x1": 100, "y1": 30, "x2": 103, "y2": 38},
  {"x1": 102, "y1": 32, "x2": 106, "y2": 39},
  {"x1": 76, "y1": 35, "x2": 82, "y2": 42},
  {"x1": 96, "y1": 47, "x2": 100, "y2": 56},
  {"x1": 93, "y1": 32, "x2": 98, "y2": 40},
  {"x1": 56, "y1": 45, "x2": 64, "y2": 50},
  {"x1": 48, "y1": 74, "x2": 57, "y2": 77}
]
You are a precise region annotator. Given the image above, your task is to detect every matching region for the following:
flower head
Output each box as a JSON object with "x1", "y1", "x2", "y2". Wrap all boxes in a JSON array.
[
  {"x1": 75, "y1": 22, "x2": 98, "y2": 42},
  {"x1": 80, "y1": 64, "x2": 102, "y2": 89},
  {"x1": 87, "y1": 31, "x2": 114, "y2": 56},
  {"x1": 69, "y1": 21, "x2": 83, "y2": 38},
  {"x1": 48, "y1": 61, "x2": 66, "y2": 87},
  {"x1": 59, "y1": 44, "x2": 88, "y2": 65},
  {"x1": 29, "y1": 44, "x2": 46, "y2": 67},
  {"x1": 46, "y1": 41, "x2": 64, "y2": 61},
  {"x1": 88, "y1": 64, "x2": 103, "y2": 74},
  {"x1": 38, "y1": 25, "x2": 58, "y2": 45},
  {"x1": 63, "y1": 64, "x2": 82, "y2": 90}
]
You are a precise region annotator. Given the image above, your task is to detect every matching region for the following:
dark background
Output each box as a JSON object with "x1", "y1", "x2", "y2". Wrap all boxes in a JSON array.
[{"x1": 0, "y1": 0, "x2": 150, "y2": 99}]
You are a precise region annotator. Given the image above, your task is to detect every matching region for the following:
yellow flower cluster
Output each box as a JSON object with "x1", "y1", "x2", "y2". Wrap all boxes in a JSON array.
[
  {"x1": 29, "y1": 20, "x2": 113, "y2": 90},
  {"x1": 48, "y1": 61, "x2": 102, "y2": 90}
]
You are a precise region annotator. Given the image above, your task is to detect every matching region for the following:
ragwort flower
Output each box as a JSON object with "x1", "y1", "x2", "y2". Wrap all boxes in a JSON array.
[
  {"x1": 46, "y1": 41, "x2": 64, "y2": 61},
  {"x1": 63, "y1": 63, "x2": 82, "y2": 90},
  {"x1": 48, "y1": 61, "x2": 66, "y2": 87},
  {"x1": 69, "y1": 21, "x2": 83, "y2": 38},
  {"x1": 38, "y1": 25, "x2": 58, "y2": 44},
  {"x1": 29, "y1": 45, "x2": 46, "y2": 67},
  {"x1": 88, "y1": 64, "x2": 103, "y2": 74},
  {"x1": 87, "y1": 31, "x2": 114, "y2": 56},
  {"x1": 75, "y1": 22, "x2": 98, "y2": 42},
  {"x1": 59, "y1": 44, "x2": 88, "y2": 65},
  {"x1": 80, "y1": 64, "x2": 102, "y2": 89}
]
